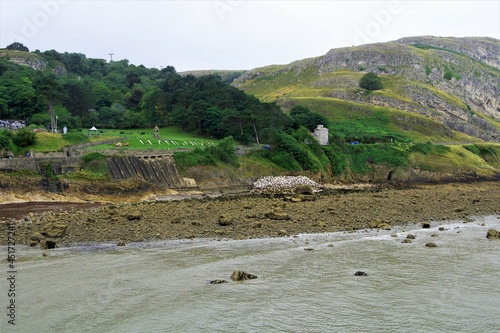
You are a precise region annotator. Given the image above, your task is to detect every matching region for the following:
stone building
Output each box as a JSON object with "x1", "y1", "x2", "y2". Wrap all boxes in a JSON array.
[{"x1": 312, "y1": 125, "x2": 329, "y2": 145}]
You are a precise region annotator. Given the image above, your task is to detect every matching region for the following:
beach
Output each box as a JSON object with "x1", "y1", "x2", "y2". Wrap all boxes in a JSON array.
[{"x1": 1, "y1": 181, "x2": 499, "y2": 246}]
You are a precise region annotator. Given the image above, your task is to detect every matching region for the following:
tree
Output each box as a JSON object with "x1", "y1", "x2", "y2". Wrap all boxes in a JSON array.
[
  {"x1": 34, "y1": 72, "x2": 65, "y2": 132},
  {"x1": 6, "y1": 42, "x2": 29, "y2": 52},
  {"x1": 359, "y1": 72, "x2": 383, "y2": 90}
]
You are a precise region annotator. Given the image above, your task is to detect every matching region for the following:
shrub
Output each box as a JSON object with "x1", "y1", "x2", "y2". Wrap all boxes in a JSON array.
[
  {"x1": 359, "y1": 72, "x2": 383, "y2": 90},
  {"x1": 12, "y1": 128, "x2": 36, "y2": 147},
  {"x1": 0, "y1": 135, "x2": 10, "y2": 149}
]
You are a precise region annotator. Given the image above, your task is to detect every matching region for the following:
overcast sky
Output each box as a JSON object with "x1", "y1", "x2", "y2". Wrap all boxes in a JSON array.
[{"x1": 1, "y1": 1, "x2": 499, "y2": 72}]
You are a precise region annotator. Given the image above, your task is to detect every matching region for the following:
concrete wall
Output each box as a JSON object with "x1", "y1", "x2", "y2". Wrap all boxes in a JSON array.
[{"x1": 106, "y1": 155, "x2": 189, "y2": 188}]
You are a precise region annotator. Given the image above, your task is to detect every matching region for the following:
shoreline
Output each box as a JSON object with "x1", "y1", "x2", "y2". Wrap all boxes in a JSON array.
[{"x1": 1, "y1": 181, "x2": 499, "y2": 247}]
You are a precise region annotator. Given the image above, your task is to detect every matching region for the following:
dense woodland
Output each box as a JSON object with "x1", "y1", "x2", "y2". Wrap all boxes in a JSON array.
[{"x1": 0, "y1": 43, "x2": 320, "y2": 145}]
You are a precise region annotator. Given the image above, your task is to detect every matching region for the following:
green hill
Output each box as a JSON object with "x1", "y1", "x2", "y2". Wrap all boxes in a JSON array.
[{"x1": 233, "y1": 36, "x2": 500, "y2": 143}]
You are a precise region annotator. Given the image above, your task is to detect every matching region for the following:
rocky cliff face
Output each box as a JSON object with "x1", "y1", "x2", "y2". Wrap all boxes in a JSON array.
[{"x1": 234, "y1": 36, "x2": 500, "y2": 142}]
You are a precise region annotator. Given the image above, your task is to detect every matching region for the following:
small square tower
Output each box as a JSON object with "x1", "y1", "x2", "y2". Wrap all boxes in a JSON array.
[{"x1": 313, "y1": 125, "x2": 329, "y2": 145}]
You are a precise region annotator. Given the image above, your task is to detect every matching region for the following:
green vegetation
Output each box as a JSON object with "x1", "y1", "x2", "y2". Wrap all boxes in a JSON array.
[
  {"x1": 0, "y1": 45, "x2": 288, "y2": 146},
  {"x1": 359, "y1": 72, "x2": 383, "y2": 90},
  {"x1": 174, "y1": 136, "x2": 239, "y2": 171},
  {"x1": 1, "y1": 41, "x2": 499, "y2": 182}
]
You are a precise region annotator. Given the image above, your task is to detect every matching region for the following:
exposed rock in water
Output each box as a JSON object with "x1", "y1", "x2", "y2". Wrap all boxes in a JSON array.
[
  {"x1": 208, "y1": 279, "x2": 228, "y2": 284},
  {"x1": 486, "y1": 229, "x2": 500, "y2": 239},
  {"x1": 377, "y1": 223, "x2": 392, "y2": 230},
  {"x1": 117, "y1": 240, "x2": 126, "y2": 246},
  {"x1": 422, "y1": 222, "x2": 431, "y2": 229},
  {"x1": 354, "y1": 271, "x2": 368, "y2": 276},
  {"x1": 425, "y1": 242, "x2": 438, "y2": 248},
  {"x1": 230, "y1": 270, "x2": 257, "y2": 281}
]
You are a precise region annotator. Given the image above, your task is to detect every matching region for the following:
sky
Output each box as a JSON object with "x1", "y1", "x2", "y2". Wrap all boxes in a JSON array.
[{"x1": 0, "y1": 0, "x2": 499, "y2": 72}]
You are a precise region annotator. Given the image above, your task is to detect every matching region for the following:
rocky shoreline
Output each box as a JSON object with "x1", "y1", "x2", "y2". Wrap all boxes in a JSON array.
[{"x1": 0, "y1": 180, "x2": 499, "y2": 247}]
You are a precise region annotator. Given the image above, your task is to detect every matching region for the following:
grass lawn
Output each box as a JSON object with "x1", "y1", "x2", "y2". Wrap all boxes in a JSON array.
[{"x1": 86, "y1": 127, "x2": 219, "y2": 151}]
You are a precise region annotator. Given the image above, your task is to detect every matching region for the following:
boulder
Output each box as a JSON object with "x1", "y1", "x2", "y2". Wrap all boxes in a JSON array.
[
  {"x1": 422, "y1": 222, "x2": 431, "y2": 229},
  {"x1": 486, "y1": 229, "x2": 500, "y2": 239},
  {"x1": 40, "y1": 240, "x2": 57, "y2": 250},
  {"x1": 265, "y1": 207, "x2": 290, "y2": 220},
  {"x1": 425, "y1": 242, "x2": 438, "y2": 247},
  {"x1": 42, "y1": 222, "x2": 67, "y2": 238},
  {"x1": 354, "y1": 271, "x2": 368, "y2": 276},
  {"x1": 377, "y1": 223, "x2": 392, "y2": 230},
  {"x1": 208, "y1": 279, "x2": 228, "y2": 284},
  {"x1": 30, "y1": 232, "x2": 45, "y2": 242},
  {"x1": 218, "y1": 214, "x2": 234, "y2": 226},
  {"x1": 369, "y1": 219, "x2": 391, "y2": 229},
  {"x1": 406, "y1": 234, "x2": 416, "y2": 239},
  {"x1": 126, "y1": 211, "x2": 142, "y2": 221},
  {"x1": 230, "y1": 270, "x2": 257, "y2": 281},
  {"x1": 295, "y1": 185, "x2": 314, "y2": 195},
  {"x1": 117, "y1": 240, "x2": 126, "y2": 246},
  {"x1": 402, "y1": 238, "x2": 412, "y2": 244}
]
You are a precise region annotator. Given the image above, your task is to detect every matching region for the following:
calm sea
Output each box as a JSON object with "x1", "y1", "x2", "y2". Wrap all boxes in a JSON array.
[{"x1": 2, "y1": 215, "x2": 499, "y2": 333}]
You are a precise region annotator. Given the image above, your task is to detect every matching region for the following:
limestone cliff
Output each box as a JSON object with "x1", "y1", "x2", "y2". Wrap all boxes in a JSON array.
[{"x1": 234, "y1": 36, "x2": 500, "y2": 142}]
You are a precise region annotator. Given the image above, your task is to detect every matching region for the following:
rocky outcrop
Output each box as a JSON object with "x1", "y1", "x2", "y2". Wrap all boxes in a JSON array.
[
  {"x1": 230, "y1": 270, "x2": 257, "y2": 281},
  {"x1": 486, "y1": 229, "x2": 500, "y2": 239},
  {"x1": 218, "y1": 214, "x2": 234, "y2": 226},
  {"x1": 42, "y1": 222, "x2": 68, "y2": 238},
  {"x1": 265, "y1": 207, "x2": 290, "y2": 220}
]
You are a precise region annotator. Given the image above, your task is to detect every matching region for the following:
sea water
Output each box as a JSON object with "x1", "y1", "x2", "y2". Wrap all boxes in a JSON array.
[{"x1": 1, "y1": 216, "x2": 499, "y2": 333}]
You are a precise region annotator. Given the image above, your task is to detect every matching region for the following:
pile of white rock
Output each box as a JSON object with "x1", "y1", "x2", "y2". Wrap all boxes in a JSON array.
[{"x1": 251, "y1": 176, "x2": 322, "y2": 194}]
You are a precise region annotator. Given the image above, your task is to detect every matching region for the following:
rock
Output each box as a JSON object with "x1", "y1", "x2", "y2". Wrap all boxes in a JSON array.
[
  {"x1": 251, "y1": 222, "x2": 262, "y2": 228},
  {"x1": 425, "y1": 242, "x2": 438, "y2": 247},
  {"x1": 40, "y1": 240, "x2": 57, "y2": 250},
  {"x1": 30, "y1": 232, "x2": 45, "y2": 242},
  {"x1": 438, "y1": 227, "x2": 446, "y2": 231},
  {"x1": 354, "y1": 271, "x2": 368, "y2": 276},
  {"x1": 486, "y1": 229, "x2": 500, "y2": 239},
  {"x1": 117, "y1": 240, "x2": 126, "y2": 246},
  {"x1": 230, "y1": 270, "x2": 258, "y2": 281},
  {"x1": 208, "y1": 279, "x2": 228, "y2": 284},
  {"x1": 126, "y1": 211, "x2": 142, "y2": 221},
  {"x1": 406, "y1": 234, "x2": 416, "y2": 239},
  {"x1": 295, "y1": 185, "x2": 314, "y2": 195},
  {"x1": 265, "y1": 207, "x2": 290, "y2": 220},
  {"x1": 218, "y1": 214, "x2": 234, "y2": 226},
  {"x1": 377, "y1": 223, "x2": 392, "y2": 230},
  {"x1": 422, "y1": 222, "x2": 431, "y2": 229},
  {"x1": 304, "y1": 248, "x2": 314, "y2": 251},
  {"x1": 42, "y1": 222, "x2": 67, "y2": 238},
  {"x1": 402, "y1": 238, "x2": 412, "y2": 243}
]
